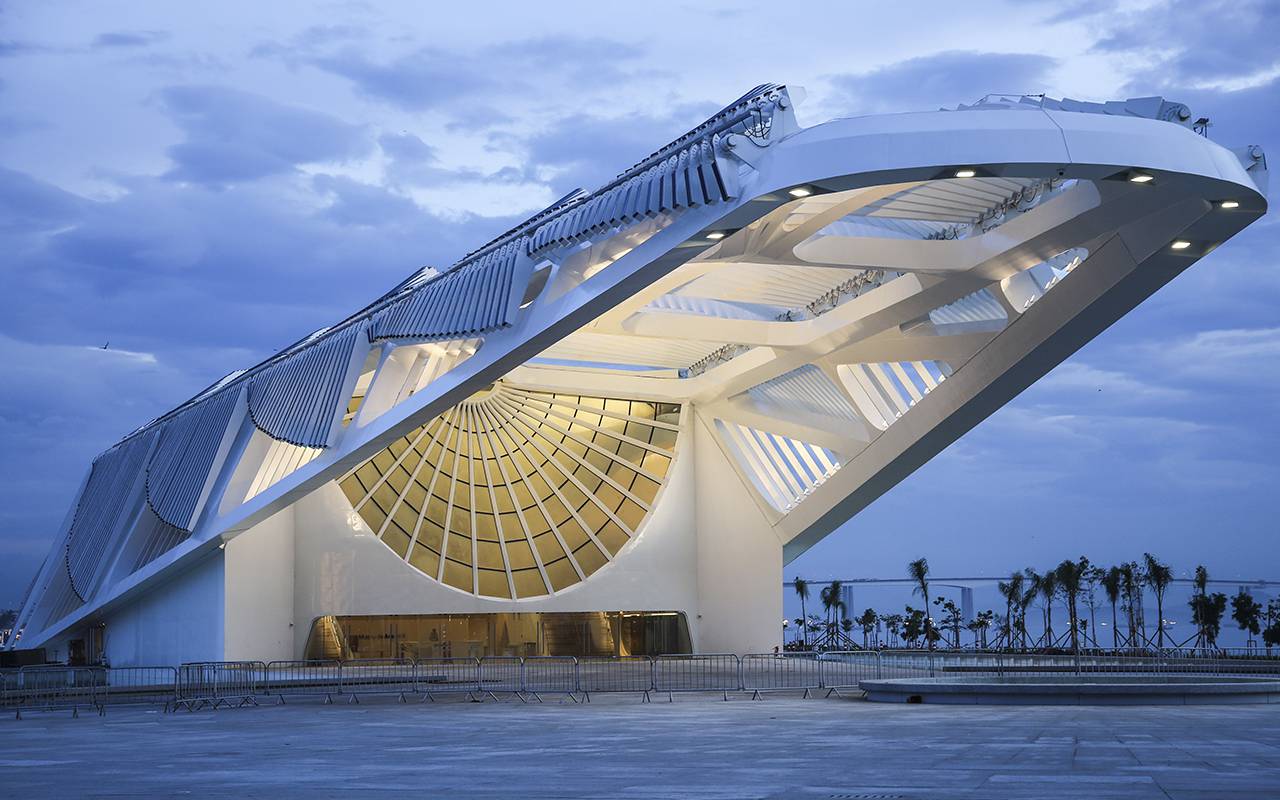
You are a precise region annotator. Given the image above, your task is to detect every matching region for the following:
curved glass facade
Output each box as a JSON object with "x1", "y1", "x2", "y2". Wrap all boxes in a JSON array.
[
  {"x1": 338, "y1": 384, "x2": 681, "y2": 598},
  {"x1": 305, "y1": 611, "x2": 692, "y2": 659}
]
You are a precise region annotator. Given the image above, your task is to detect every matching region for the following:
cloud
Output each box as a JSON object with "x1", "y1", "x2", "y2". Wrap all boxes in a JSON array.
[
  {"x1": 0, "y1": 166, "x2": 86, "y2": 232},
  {"x1": 825, "y1": 51, "x2": 1059, "y2": 114},
  {"x1": 1090, "y1": 0, "x2": 1280, "y2": 89},
  {"x1": 1156, "y1": 327, "x2": 1280, "y2": 381},
  {"x1": 92, "y1": 30, "x2": 169, "y2": 49},
  {"x1": 518, "y1": 101, "x2": 717, "y2": 194},
  {"x1": 158, "y1": 85, "x2": 373, "y2": 185},
  {"x1": 304, "y1": 36, "x2": 648, "y2": 117},
  {"x1": 1033, "y1": 362, "x2": 1188, "y2": 404},
  {"x1": 311, "y1": 46, "x2": 499, "y2": 111}
]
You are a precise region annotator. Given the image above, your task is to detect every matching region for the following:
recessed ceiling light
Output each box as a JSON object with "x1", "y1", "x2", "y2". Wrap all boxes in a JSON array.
[
  {"x1": 1170, "y1": 240, "x2": 1192, "y2": 250},
  {"x1": 954, "y1": 169, "x2": 976, "y2": 178},
  {"x1": 1219, "y1": 200, "x2": 1240, "y2": 209},
  {"x1": 705, "y1": 231, "x2": 726, "y2": 240},
  {"x1": 788, "y1": 186, "x2": 812, "y2": 198},
  {"x1": 1129, "y1": 173, "x2": 1154, "y2": 183}
]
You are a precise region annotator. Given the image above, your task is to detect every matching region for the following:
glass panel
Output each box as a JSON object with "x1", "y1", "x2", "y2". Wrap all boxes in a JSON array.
[
  {"x1": 477, "y1": 569, "x2": 511, "y2": 599},
  {"x1": 442, "y1": 560, "x2": 472, "y2": 591},
  {"x1": 337, "y1": 387, "x2": 683, "y2": 599}
]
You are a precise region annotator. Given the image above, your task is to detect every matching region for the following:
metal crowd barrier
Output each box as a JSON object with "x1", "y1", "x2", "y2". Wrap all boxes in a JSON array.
[
  {"x1": 175, "y1": 661, "x2": 261, "y2": 711},
  {"x1": 11, "y1": 650, "x2": 1276, "y2": 718},
  {"x1": 739, "y1": 653, "x2": 822, "y2": 698},
  {"x1": 2, "y1": 666, "x2": 105, "y2": 718},
  {"x1": 521, "y1": 656, "x2": 579, "y2": 702},
  {"x1": 653, "y1": 654, "x2": 741, "y2": 701},
  {"x1": 264, "y1": 660, "x2": 341, "y2": 703},
  {"x1": 478, "y1": 656, "x2": 523, "y2": 700},
  {"x1": 101, "y1": 666, "x2": 179, "y2": 710},
  {"x1": 339, "y1": 658, "x2": 415, "y2": 703},
  {"x1": 416, "y1": 658, "x2": 481, "y2": 701},
  {"x1": 578, "y1": 656, "x2": 654, "y2": 702}
]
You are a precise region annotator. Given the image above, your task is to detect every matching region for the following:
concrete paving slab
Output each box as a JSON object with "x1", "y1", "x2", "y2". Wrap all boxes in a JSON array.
[{"x1": 0, "y1": 695, "x2": 1277, "y2": 799}]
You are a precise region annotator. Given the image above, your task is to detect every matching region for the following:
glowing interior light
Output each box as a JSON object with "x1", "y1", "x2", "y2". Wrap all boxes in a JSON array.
[
  {"x1": 954, "y1": 169, "x2": 976, "y2": 178},
  {"x1": 1170, "y1": 240, "x2": 1192, "y2": 250},
  {"x1": 1129, "y1": 173, "x2": 1154, "y2": 183},
  {"x1": 788, "y1": 186, "x2": 812, "y2": 198},
  {"x1": 1219, "y1": 200, "x2": 1239, "y2": 209}
]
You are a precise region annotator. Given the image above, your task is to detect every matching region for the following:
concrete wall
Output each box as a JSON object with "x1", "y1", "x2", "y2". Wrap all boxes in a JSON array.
[
  {"x1": 103, "y1": 551, "x2": 225, "y2": 666},
  {"x1": 690, "y1": 410, "x2": 784, "y2": 653},
  {"x1": 224, "y1": 506, "x2": 295, "y2": 661}
]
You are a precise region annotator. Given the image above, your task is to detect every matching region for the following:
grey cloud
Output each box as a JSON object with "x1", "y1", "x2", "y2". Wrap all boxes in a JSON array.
[
  {"x1": 1092, "y1": 0, "x2": 1279, "y2": 87},
  {"x1": 519, "y1": 101, "x2": 718, "y2": 194},
  {"x1": 826, "y1": 51, "x2": 1059, "y2": 114},
  {"x1": 378, "y1": 131, "x2": 437, "y2": 164},
  {"x1": 312, "y1": 47, "x2": 496, "y2": 111},
  {"x1": 312, "y1": 174, "x2": 423, "y2": 226},
  {"x1": 92, "y1": 30, "x2": 169, "y2": 49},
  {"x1": 0, "y1": 166, "x2": 86, "y2": 232},
  {"x1": 158, "y1": 85, "x2": 373, "y2": 185},
  {"x1": 306, "y1": 35, "x2": 647, "y2": 120}
]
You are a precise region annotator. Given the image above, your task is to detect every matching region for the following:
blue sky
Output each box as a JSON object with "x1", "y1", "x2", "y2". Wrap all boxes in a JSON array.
[{"x1": 1, "y1": 0, "x2": 1277, "y2": 606}]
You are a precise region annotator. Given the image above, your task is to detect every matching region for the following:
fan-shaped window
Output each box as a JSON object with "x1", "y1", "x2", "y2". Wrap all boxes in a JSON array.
[{"x1": 339, "y1": 385, "x2": 681, "y2": 599}]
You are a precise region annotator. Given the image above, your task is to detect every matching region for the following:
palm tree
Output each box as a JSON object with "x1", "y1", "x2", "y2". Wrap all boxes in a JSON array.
[
  {"x1": 1101, "y1": 566, "x2": 1123, "y2": 650},
  {"x1": 882, "y1": 613, "x2": 904, "y2": 648},
  {"x1": 793, "y1": 577, "x2": 810, "y2": 650},
  {"x1": 818, "y1": 580, "x2": 845, "y2": 647},
  {"x1": 1021, "y1": 569, "x2": 1042, "y2": 649},
  {"x1": 1082, "y1": 567, "x2": 1103, "y2": 648},
  {"x1": 1037, "y1": 569, "x2": 1058, "y2": 647},
  {"x1": 1001, "y1": 572, "x2": 1025, "y2": 650},
  {"x1": 1119, "y1": 562, "x2": 1139, "y2": 650},
  {"x1": 996, "y1": 581, "x2": 1014, "y2": 648},
  {"x1": 1143, "y1": 553, "x2": 1173, "y2": 649},
  {"x1": 856, "y1": 608, "x2": 878, "y2": 649},
  {"x1": 907, "y1": 558, "x2": 933, "y2": 651},
  {"x1": 1231, "y1": 590, "x2": 1263, "y2": 647},
  {"x1": 1054, "y1": 557, "x2": 1089, "y2": 655}
]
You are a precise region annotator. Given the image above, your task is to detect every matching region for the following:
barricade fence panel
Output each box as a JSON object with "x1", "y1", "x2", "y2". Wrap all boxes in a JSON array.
[
  {"x1": 577, "y1": 656, "x2": 654, "y2": 694},
  {"x1": 415, "y1": 658, "x2": 481, "y2": 695},
  {"x1": 653, "y1": 654, "x2": 741, "y2": 692},
  {"x1": 6, "y1": 666, "x2": 104, "y2": 713},
  {"x1": 817, "y1": 652, "x2": 880, "y2": 687},
  {"x1": 102, "y1": 666, "x2": 178, "y2": 707},
  {"x1": 478, "y1": 656, "x2": 523, "y2": 694},
  {"x1": 521, "y1": 656, "x2": 579, "y2": 695},
  {"x1": 740, "y1": 653, "x2": 821, "y2": 692},
  {"x1": 177, "y1": 662, "x2": 262, "y2": 708},
  {"x1": 339, "y1": 659, "x2": 415, "y2": 697},
  {"x1": 264, "y1": 660, "x2": 342, "y2": 699}
]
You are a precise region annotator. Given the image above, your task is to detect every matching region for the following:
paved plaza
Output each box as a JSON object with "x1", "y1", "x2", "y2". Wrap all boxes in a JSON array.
[{"x1": 1, "y1": 694, "x2": 1277, "y2": 799}]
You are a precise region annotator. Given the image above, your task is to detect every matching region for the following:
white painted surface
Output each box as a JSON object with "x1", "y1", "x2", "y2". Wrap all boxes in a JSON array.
[
  {"x1": 691, "y1": 411, "x2": 783, "y2": 653},
  {"x1": 103, "y1": 551, "x2": 224, "y2": 666},
  {"x1": 224, "y1": 507, "x2": 295, "y2": 661}
]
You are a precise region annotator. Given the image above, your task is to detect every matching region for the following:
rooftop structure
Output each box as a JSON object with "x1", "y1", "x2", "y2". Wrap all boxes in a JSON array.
[{"x1": 9, "y1": 85, "x2": 1268, "y2": 664}]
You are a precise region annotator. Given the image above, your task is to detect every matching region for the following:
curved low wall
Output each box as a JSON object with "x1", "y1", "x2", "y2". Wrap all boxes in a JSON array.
[{"x1": 859, "y1": 676, "x2": 1280, "y2": 705}]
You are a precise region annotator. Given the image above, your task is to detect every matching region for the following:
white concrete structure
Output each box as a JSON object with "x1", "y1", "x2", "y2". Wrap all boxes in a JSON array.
[{"x1": 9, "y1": 86, "x2": 1268, "y2": 665}]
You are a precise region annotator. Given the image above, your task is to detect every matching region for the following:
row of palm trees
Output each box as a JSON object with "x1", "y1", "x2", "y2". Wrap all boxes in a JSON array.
[{"x1": 790, "y1": 554, "x2": 1280, "y2": 652}]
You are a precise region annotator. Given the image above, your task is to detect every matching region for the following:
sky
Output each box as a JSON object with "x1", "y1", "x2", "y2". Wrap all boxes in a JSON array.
[{"x1": 1, "y1": 0, "x2": 1278, "y2": 609}]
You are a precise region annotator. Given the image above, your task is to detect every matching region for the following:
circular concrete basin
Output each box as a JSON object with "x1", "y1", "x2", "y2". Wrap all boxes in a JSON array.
[{"x1": 858, "y1": 675, "x2": 1280, "y2": 705}]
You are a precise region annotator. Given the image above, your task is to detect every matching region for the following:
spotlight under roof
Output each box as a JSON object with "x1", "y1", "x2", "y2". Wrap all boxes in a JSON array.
[{"x1": 954, "y1": 169, "x2": 976, "y2": 178}]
